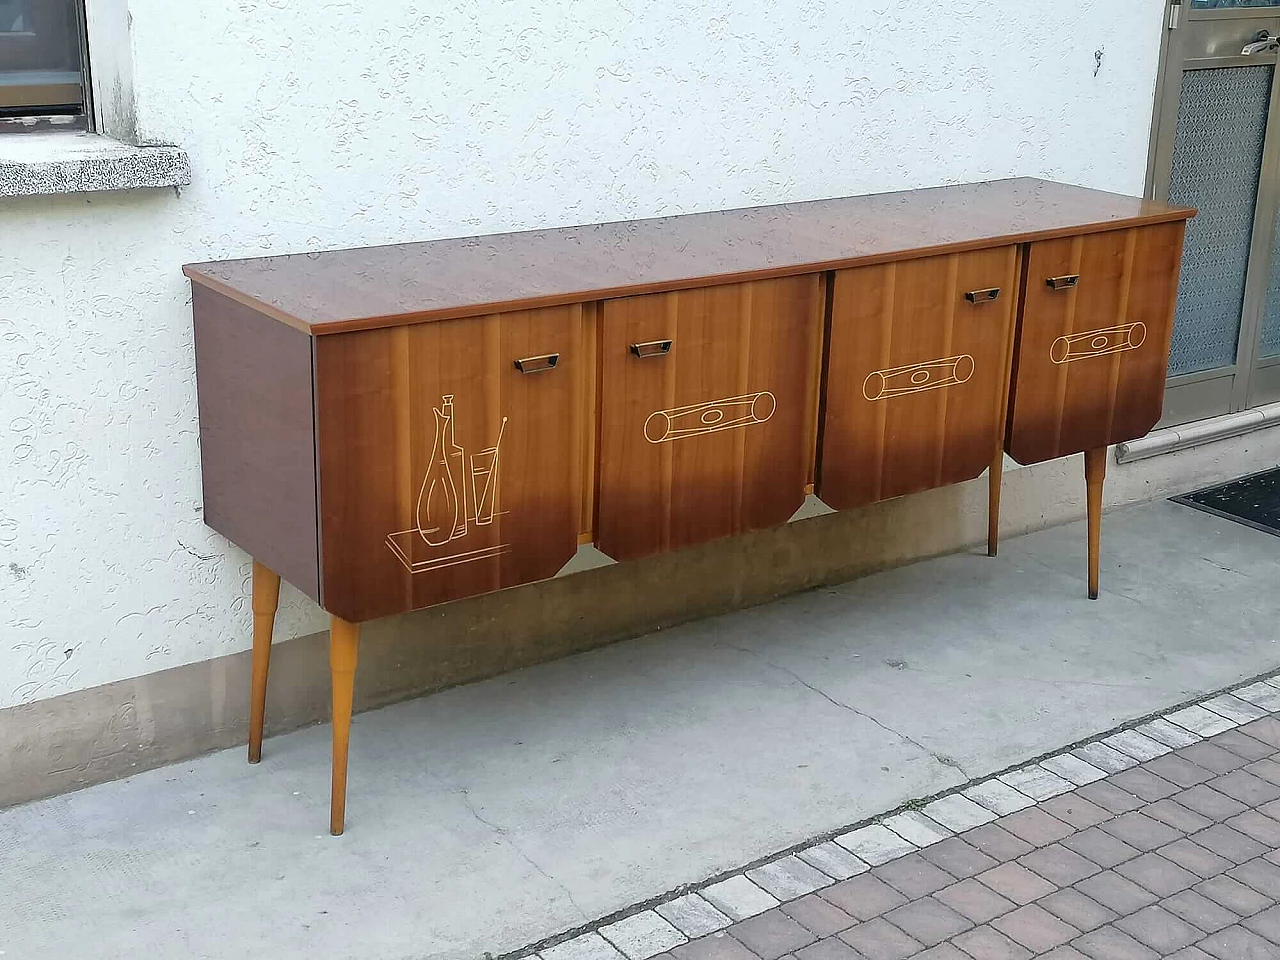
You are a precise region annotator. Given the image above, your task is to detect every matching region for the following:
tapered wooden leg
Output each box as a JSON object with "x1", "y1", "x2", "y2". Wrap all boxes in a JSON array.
[
  {"x1": 248, "y1": 561, "x2": 281, "y2": 763},
  {"x1": 988, "y1": 450, "x2": 1004, "y2": 557},
  {"x1": 329, "y1": 616, "x2": 360, "y2": 836},
  {"x1": 1084, "y1": 447, "x2": 1107, "y2": 600}
]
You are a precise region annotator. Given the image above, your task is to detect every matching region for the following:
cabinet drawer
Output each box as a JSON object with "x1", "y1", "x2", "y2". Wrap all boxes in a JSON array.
[
  {"x1": 314, "y1": 306, "x2": 587, "y2": 621},
  {"x1": 596, "y1": 276, "x2": 824, "y2": 561},
  {"x1": 1006, "y1": 222, "x2": 1185, "y2": 465},
  {"x1": 818, "y1": 246, "x2": 1018, "y2": 510}
]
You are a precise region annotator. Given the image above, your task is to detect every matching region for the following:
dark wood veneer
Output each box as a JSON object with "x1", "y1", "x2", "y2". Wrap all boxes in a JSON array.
[
  {"x1": 313, "y1": 306, "x2": 586, "y2": 623},
  {"x1": 596, "y1": 276, "x2": 824, "y2": 561},
  {"x1": 191, "y1": 286, "x2": 320, "y2": 602},
  {"x1": 1006, "y1": 222, "x2": 1188, "y2": 465},
  {"x1": 819, "y1": 246, "x2": 1019, "y2": 510},
  {"x1": 186, "y1": 178, "x2": 1194, "y2": 834},
  {"x1": 184, "y1": 179, "x2": 1194, "y2": 336}
]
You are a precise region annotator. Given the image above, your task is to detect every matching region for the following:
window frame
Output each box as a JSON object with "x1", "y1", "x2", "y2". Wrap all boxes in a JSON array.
[{"x1": 0, "y1": 0, "x2": 93, "y2": 133}]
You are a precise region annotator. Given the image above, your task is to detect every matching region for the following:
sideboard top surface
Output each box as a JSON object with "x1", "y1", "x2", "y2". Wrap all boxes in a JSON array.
[{"x1": 183, "y1": 178, "x2": 1194, "y2": 336}]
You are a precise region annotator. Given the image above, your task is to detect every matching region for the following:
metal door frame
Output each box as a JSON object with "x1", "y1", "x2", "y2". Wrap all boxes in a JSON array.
[{"x1": 1147, "y1": 1, "x2": 1280, "y2": 425}]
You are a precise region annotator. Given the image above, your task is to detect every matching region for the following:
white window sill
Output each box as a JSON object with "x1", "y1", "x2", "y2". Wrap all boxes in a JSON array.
[{"x1": 0, "y1": 132, "x2": 190, "y2": 198}]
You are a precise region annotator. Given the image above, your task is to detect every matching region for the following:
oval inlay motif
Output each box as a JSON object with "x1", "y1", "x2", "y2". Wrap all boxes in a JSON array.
[
  {"x1": 1050, "y1": 322, "x2": 1147, "y2": 364},
  {"x1": 752, "y1": 392, "x2": 776, "y2": 421},
  {"x1": 862, "y1": 354, "x2": 974, "y2": 401},
  {"x1": 644, "y1": 412, "x2": 671, "y2": 443},
  {"x1": 642, "y1": 391, "x2": 776, "y2": 443}
]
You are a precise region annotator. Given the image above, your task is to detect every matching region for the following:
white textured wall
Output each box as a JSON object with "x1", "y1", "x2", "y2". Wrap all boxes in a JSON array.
[{"x1": 0, "y1": 0, "x2": 1166, "y2": 710}]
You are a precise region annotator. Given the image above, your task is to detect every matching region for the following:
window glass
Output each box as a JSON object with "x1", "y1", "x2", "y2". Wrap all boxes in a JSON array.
[
  {"x1": 0, "y1": 0, "x2": 85, "y2": 118},
  {"x1": 1191, "y1": 1, "x2": 1280, "y2": 8}
]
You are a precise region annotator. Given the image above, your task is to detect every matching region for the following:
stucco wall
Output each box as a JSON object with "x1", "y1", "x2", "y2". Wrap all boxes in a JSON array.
[{"x1": 0, "y1": 0, "x2": 1167, "y2": 711}]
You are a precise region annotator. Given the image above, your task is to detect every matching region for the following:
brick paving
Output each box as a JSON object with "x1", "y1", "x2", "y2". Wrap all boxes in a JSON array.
[{"x1": 646, "y1": 716, "x2": 1280, "y2": 960}]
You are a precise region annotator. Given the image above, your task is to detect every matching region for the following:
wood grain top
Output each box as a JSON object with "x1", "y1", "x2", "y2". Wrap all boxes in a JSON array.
[{"x1": 183, "y1": 178, "x2": 1194, "y2": 336}]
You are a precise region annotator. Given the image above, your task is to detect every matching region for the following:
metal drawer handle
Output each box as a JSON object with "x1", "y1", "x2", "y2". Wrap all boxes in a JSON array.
[
  {"x1": 964, "y1": 287, "x2": 1001, "y2": 304},
  {"x1": 630, "y1": 339, "x2": 673, "y2": 358},
  {"x1": 1046, "y1": 274, "x2": 1081, "y2": 290},
  {"x1": 513, "y1": 353, "x2": 559, "y2": 373}
]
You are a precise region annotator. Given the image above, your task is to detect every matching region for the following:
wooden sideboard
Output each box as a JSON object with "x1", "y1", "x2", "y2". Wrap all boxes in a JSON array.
[{"x1": 184, "y1": 179, "x2": 1194, "y2": 834}]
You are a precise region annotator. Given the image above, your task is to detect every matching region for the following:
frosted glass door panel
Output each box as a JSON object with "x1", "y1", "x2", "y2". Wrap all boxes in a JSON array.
[{"x1": 1167, "y1": 66, "x2": 1272, "y2": 375}]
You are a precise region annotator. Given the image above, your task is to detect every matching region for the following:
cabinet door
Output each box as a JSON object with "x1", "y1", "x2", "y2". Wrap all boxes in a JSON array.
[
  {"x1": 1006, "y1": 222, "x2": 1185, "y2": 465},
  {"x1": 596, "y1": 276, "x2": 824, "y2": 561},
  {"x1": 818, "y1": 246, "x2": 1018, "y2": 511},
  {"x1": 314, "y1": 306, "x2": 587, "y2": 622}
]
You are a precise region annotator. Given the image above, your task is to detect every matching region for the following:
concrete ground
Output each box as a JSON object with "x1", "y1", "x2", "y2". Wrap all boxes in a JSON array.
[{"x1": 3, "y1": 499, "x2": 1279, "y2": 960}]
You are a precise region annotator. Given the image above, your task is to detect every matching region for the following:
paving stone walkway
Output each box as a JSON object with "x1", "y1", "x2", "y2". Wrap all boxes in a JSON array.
[
  {"x1": 664, "y1": 718, "x2": 1280, "y2": 960},
  {"x1": 530, "y1": 686, "x2": 1280, "y2": 960}
]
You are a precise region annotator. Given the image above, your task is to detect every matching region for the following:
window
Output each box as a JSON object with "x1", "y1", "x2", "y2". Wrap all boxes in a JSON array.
[{"x1": 0, "y1": 0, "x2": 89, "y2": 130}]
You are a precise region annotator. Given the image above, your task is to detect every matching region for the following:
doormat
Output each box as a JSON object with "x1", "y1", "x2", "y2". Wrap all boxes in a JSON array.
[{"x1": 1172, "y1": 466, "x2": 1280, "y2": 537}]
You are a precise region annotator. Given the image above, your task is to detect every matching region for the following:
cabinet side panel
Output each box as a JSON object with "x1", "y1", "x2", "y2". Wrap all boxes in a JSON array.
[{"x1": 191, "y1": 285, "x2": 320, "y2": 601}]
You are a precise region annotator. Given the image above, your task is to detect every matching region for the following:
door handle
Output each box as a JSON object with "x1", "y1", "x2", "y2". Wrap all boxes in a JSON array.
[
  {"x1": 513, "y1": 353, "x2": 559, "y2": 373},
  {"x1": 630, "y1": 339, "x2": 673, "y2": 358},
  {"x1": 1243, "y1": 31, "x2": 1279, "y2": 55},
  {"x1": 964, "y1": 288, "x2": 1001, "y2": 304},
  {"x1": 1046, "y1": 274, "x2": 1080, "y2": 290}
]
